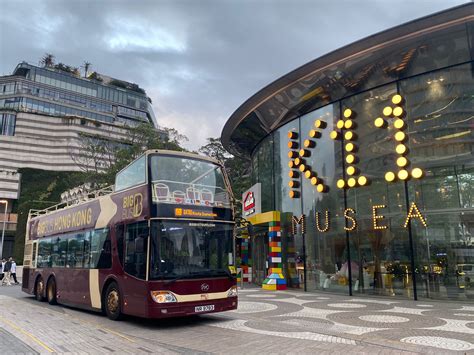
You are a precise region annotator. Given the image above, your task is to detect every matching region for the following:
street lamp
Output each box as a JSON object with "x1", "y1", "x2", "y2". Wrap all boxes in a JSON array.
[{"x1": 0, "y1": 199, "x2": 7, "y2": 260}]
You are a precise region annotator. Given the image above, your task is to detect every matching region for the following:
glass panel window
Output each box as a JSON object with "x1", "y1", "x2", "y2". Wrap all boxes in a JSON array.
[
  {"x1": 37, "y1": 238, "x2": 52, "y2": 268},
  {"x1": 67, "y1": 234, "x2": 85, "y2": 268},
  {"x1": 124, "y1": 222, "x2": 149, "y2": 279},
  {"x1": 115, "y1": 155, "x2": 146, "y2": 191},
  {"x1": 90, "y1": 228, "x2": 111, "y2": 268}
]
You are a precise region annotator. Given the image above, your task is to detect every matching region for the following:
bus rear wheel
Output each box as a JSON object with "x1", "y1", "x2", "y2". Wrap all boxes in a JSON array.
[
  {"x1": 105, "y1": 282, "x2": 122, "y2": 321},
  {"x1": 47, "y1": 278, "x2": 57, "y2": 305},
  {"x1": 35, "y1": 277, "x2": 46, "y2": 302}
]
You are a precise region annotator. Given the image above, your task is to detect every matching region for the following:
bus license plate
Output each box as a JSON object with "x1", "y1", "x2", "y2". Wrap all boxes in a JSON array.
[{"x1": 195, "y1": 305, "x2": 215, "y2": 313}]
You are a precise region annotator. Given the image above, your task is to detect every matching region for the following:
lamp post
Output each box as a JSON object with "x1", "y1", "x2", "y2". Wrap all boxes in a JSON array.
[{"x1": 0, "y1": 200, "x2": 8, "y2": 260}]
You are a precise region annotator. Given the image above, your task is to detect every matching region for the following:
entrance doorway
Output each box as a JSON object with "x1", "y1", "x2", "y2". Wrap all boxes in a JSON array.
[{"x1": 252, "y1": 231, "x2": 268, "y2": 285}]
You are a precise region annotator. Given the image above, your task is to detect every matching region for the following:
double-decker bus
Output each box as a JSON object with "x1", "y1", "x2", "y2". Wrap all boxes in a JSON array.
[{"x1": 22, "y1": 150, "x2": 237, "y2": 320}]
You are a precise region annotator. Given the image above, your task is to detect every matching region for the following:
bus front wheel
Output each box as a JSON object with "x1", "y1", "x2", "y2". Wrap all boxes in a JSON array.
[
  {"x1": 47, "y1": 278, "x2": 57, "y2": 305},
  {"x1": 104, "y1": 282, "x2": 122, "y2": 321},
  {"x1": 35, "y1": 277, "x2": 46, "y2": 302}
]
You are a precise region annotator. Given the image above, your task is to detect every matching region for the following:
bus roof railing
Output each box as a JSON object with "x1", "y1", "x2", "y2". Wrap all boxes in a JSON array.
[{"x1": 28, "y1": 184, "x2": 115, "y2": 219}]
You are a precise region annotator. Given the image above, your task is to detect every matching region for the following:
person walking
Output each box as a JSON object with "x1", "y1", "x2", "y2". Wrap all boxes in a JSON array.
[
  {"x1": 0, "y1": 258, "x2": 4, "y2": 280},
  {"x1": 1, "y1": 257, "x2": 12, "y2": 286},
  {"x1": 10, "y1": 258, "x2": 19, "y2": 285}
]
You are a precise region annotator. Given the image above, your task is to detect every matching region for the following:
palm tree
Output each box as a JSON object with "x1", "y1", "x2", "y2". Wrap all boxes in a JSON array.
[
  {"x1": 82, "y1": 61, "x2": 91, "y2": 78},
  {"x1": 40, "y1": 53, "x2": 55, "y2": 67}
]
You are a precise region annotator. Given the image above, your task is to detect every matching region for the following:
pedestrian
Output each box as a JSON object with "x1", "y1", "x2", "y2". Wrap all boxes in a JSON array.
[
  {"x1": 1, "y1": 257, "x2": 12, "y2": 286},
  {"x1": 0, "y1": 258, "x2": 4, "y2": 280},
  {"x1": 10, "y1": 258, "x2": 19, "y2": 285}
]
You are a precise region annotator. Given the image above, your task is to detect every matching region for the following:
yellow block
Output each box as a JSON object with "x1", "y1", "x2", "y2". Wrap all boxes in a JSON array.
[
  {"x1": 271, "y1": 247, "x2": 282, "y2": 253},
  {"x1": 248, "y1": 211, "x2": 281, "y2": 225},
  {"x1": 271, "y1": 268, "x2": 282, "y2": 273},
  {"x1": 262, "y1": 284, "x2": 277, "y2": 291}
]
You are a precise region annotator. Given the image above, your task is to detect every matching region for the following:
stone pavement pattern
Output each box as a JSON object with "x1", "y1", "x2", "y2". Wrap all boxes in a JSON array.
[{"x1": 0, "y1": 285, "x2": 473, "y2": 354}]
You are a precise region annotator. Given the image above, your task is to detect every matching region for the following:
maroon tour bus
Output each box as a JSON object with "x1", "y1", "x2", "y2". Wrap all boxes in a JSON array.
[{"x1": 22, "y1": 150, "x2": 237, "y2": 320}]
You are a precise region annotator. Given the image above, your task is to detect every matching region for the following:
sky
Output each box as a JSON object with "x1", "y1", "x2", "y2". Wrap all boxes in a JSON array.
[{"x1": 0, "y1": 0, "x2": 467, "y2": 150}]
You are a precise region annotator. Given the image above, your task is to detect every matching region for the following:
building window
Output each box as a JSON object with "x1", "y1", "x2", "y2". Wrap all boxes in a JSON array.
[{"x1": 0, "y1": 113, "x2": 16, "y2": 136}]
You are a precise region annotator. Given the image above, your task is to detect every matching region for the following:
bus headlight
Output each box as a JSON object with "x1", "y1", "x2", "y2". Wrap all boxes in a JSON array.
[
  {"x1": 227, "y1": 286, "x2": 238, "y2": 297},
  {"x1": 150, "y1": 291, "x2": 177, "y2": 303}
]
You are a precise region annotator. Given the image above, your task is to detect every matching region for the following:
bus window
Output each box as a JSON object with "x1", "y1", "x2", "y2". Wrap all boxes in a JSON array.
[
  {"x1": 115, "y1": 155, "x2": 146, "y2": 192},
  {"x1": 83, "y1": 232, "x2": 91, "y2": 268},
  {"x1": 90, "y1": 228, "x2": 111, "y2": 269},
  {"x1": 51, "y1": 236, "x2": 68, "y2": 268},
  {"x1": 37, "y1": 238, "x2": 51, "y2": 268},
  {"x1": 124, "y1": 222, "x2": 149, "y2": 279},
  {"x1": 116, "y1": 225, "x2": 124, "y2": 267},
  {"x1": 67, "y1": 234, "x2": 85, "y2": 268}
]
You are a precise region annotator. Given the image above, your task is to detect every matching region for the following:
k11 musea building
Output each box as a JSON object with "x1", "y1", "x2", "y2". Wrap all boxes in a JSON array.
[{"x1": 222, "y1": 4, "x2": 474, "y2": 301}]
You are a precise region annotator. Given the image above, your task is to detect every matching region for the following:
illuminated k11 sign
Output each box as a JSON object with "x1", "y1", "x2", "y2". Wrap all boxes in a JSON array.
[
  {"x1": 287, "y1": 94, "x2": 424, "y2": 197},
  {"x1": 242, "y1": 183, "x2": 261, "y2": 218}
]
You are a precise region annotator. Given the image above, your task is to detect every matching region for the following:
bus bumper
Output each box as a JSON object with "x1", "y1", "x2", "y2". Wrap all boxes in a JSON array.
[{"x1": 147, "y1": 297, "x2": 238, "y2": 318}]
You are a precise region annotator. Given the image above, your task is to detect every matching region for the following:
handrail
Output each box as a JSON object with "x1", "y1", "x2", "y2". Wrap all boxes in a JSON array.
[{"x1": 28, "y1": 185, "x2": 114, "y2": 219}]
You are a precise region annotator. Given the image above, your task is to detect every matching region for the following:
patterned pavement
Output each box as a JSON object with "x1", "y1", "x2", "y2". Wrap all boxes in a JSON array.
[{"x1": 0, "y1": 284, "x2": 474, "y2": 354}]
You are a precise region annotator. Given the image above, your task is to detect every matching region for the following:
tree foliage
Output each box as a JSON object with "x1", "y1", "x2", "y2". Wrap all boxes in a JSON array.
[
  {"x1": 74, "y1": 123, "x2": 188, "y2": 185},
  {"x1": 199, "y1": 137, "x2": 251, "y2": 203}
]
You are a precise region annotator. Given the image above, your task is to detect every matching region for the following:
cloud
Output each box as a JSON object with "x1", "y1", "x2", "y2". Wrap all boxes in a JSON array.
[{"x1": 0, "y1": 0, "x2": 467, "y2": 151}]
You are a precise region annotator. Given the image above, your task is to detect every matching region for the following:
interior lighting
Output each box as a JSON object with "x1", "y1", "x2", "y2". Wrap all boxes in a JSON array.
[
  {"x1": 358, "y1": 176, "x2": 368, "y2": 186},
  {"x1": 393, "y1": 106, "x2": 404, "y2": 117},
  {"x1": 316, "y1": 184, "x2": 326, "y2": 193},
  {"x1": 411, "y1": 168, "x2": 424, "y2": 179},
  {"x1": 396, "y1": 157, "x2": 408, "y2": 167},
  {"x1": 372, "y1": 205, "x2": 387, "y2": 230},
  {"x1": 288, "y1": 151, "x2": 298, "y2": 158},
  {"x1": 346, "y1": 166, "x2": 357, "y2": 176},
  {"x1": 396, "y1": 144, "x2": 407, "y2": 155},
  {"x1": 288, "y1": 141, "x2": 298, "y2": 149},
  {"x1": 385, "y1": 171, "x2": 396, "y2": 182},
  {"x1": 346, "y1": 154, "x2": 356, "y2": 164},
  {"x1": 299, "y1": 149, "x2": 310, "y2": 157},
  {"x1": 374, "y1": 117, "x2": 386, "y2": 128},
  {"x1": 310, "y1": 177, "x2": 319, "y2": 185},
  {"x1": 337, "y1": 179, "x2": 346, "y2": 189},
  {"x1": 344, "y1": 208, "x2": 357, "y2": 231},
  {"x1": 394, "y1": 119, "x2": 405, "y2": 129},
  {"x1": 391, "y1": 94, "x2": 403, "y2": 105},
  {"x1": 288, "y1": 180, "x2": 299, "y2": 188},
  {"x1": 343, "y1": 109, "x2": 352, "y2": 118},
  {"x1": 294, "y1": 157, "x2": 302, "y2": 166},
  {"x1": 314, "y1": 120, "x2": 326, "y2": 128},
  {"x1": 288, "y1": 171, "x2": 299, "y2": 178},
  {"x1": 395, "y1": 131, "x2": 406, "y2": 142},
  {"x1": 304, "y1": 139, "x2": 315, "y2": 148},
  {"x1": 330, "y1": 131, "x2": 340, "y2": 140},
  {"x1": 345, "y1": 142, "x2": 356, "y2": 152},
  {"x1": 299, "y1": 164, "x2": 307, "y2": 172},
  {"x1": 288, "y1": 160, "x2": 295, "y2": 168},
  {"x1": 347, "y1": 177, "x2": 357, "y2": 187},
  {"x1": 404, "y1": 202, "x2": 427, "y2": 228},
  {"x1": 288, "y1": 131, "x2": 298, "y2": 139},
  {"x1": 344, "y1": 131, "x2": 355, "y2": 140},
  {"x1": 383, "y1": 106, "x2": 393, "y2": 116},
  {"x1": 304, "y1": 170, "x2": 313, "y2": 179},
  {"x1": 289, "y1": 190, "x2": 299, "y2": 199},
  {"x1": 344, "y1": 120, "x2": 354, "y2": 129},
  {"x1": 336, "y1": 120, "x2": 345, "y2": 129},
  {"x1": 309, "y1": 130, "x2": 320, "y2": 138},
  {"x1": 398, "y1": 169, "x2": 409, "y2": 180}
]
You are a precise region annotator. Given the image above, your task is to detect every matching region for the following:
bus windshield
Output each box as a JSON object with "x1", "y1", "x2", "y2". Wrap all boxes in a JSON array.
[
  {"x1": 149, "y1": 154, "x2": 231, "y2": 208},
  {"x1": 149, "y1": 221, "x2": 233, "y2": 280}
]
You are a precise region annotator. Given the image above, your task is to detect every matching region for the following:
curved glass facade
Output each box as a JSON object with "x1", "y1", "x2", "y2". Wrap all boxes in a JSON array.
[{"x1": 250, "y1": 62, "x2": 473, "y2": 300}]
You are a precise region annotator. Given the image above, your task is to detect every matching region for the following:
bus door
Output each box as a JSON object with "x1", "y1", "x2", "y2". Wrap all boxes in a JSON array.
[{"x1": 120, "y1": 221, "x2": 149, "y2": 317}]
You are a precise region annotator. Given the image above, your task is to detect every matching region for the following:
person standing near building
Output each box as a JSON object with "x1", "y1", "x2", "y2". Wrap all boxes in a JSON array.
[
  {"x1": 10, "y1": 258, "x2": 19, "y2": 285},
  {"x1": 0, "y1": 258, "x2": 4, "y2": 280},
  {"x1": 1, "y1": 257, "x2": 12, "y2": 286}
]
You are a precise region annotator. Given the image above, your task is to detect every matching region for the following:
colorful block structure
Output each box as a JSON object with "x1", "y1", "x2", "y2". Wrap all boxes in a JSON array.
[{"x1": 248, "y1": 211, "x2": 287, "y2": 291}]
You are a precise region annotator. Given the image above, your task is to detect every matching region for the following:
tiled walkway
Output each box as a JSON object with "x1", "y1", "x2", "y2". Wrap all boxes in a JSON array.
[{"x1": 0, "y1": 285, "x2": 473, "y2": 354}]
